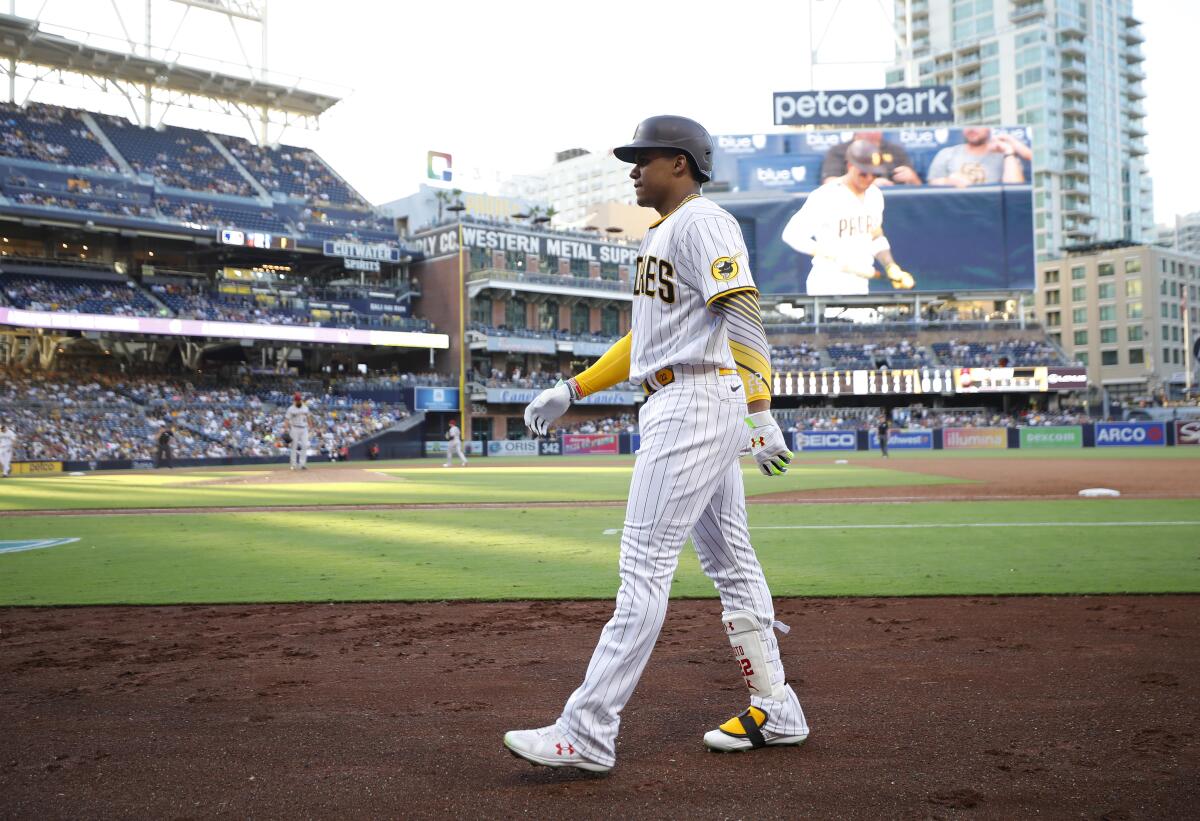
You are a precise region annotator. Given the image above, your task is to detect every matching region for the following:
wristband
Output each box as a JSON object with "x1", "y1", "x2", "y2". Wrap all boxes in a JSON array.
[{"x1": 565, "y1": 378, "x2": 582, "y2": 401}]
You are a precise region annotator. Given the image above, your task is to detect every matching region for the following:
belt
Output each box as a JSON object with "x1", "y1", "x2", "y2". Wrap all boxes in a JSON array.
[{"x1": 642, "y1": 365, "x2": 738, "y2": 395}]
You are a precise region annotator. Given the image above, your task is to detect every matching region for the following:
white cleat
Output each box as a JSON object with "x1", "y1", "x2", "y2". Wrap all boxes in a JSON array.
[
  {"x1": 703, "y1": 707, "x2": 809, "y2": 753},
  {"x1": 503, "y1": 726, "x2": 611, "y2": 773}
]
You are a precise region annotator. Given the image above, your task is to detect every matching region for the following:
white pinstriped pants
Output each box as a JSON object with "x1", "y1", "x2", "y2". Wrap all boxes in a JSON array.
[{"x1": 555, "y1": 370, "x2": 807, "y2": 767}]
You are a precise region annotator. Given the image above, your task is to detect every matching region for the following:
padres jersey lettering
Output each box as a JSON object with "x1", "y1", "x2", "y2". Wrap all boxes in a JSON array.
[
  {"x1": 781, "y1": 180, "x2": 885, "y2": 296},
  {"x1": 629, "y1": 195, "x2": 757, "y2": 383}
]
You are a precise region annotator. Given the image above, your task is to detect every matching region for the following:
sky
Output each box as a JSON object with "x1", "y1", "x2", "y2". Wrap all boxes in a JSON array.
[{"x1": 6, "y1": 0, "x2": 1193, "y2": 222}]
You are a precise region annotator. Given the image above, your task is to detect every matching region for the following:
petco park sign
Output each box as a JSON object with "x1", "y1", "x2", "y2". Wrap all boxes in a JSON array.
[{"x1": 773, "y1": 86, "x2": 954, "y2": 126}]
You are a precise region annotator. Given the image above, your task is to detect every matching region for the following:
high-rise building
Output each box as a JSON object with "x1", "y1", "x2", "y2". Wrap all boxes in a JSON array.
[
  {"x1": 888, "y1": 0, "x2": 1152, "y2": 258},
  {"x1": 1155, "y1": 212, "x2": 1200, "y2": 257},
  {"x1": 502, "y1": 149, "x2": 635, "y2": 228}
]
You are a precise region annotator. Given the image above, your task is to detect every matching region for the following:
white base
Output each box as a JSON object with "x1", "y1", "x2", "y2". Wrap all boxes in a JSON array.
[{"x1": 1079, "y1": 487, "x2": 1121, "y2": 498}]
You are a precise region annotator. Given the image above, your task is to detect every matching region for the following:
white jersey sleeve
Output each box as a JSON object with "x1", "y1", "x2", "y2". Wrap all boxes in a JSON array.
[
  {"x1": 678, "y1": 212, "x2": 758, "y2": 307},
  {"x1": 0, "y1": 430, "x2": 15, "y2": 451}
]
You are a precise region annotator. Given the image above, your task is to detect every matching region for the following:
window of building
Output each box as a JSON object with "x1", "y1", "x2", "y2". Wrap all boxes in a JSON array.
[
  {"x1": 1071, "y1": 285, "x2": 1086, "y2": 302},
  {"x1": 1125, "y1": 278, "x2": 1142, "y2": 298},
  {"x1": 1076, "y1": 351, "x2": 1088, "y2": 365},
  {"x1": 538, "y1": 300, "x2": 559, "y2": 331},
  {"x1": 1124, "y1": 257, "x2": 1141, "y2": 274},
  {"x1": 1048, "y1": 332, "x2": 1061, "y2": 346},
  {"x1": 1074, "y1": 330, "x2": 1088, "y2": 345},
  {"x1": 1172, "y1": 325, "x2": 1180, "y2": 341},
  {"x1": 1171, "y1": 303, "x2": 1179, "y2": 319},
  {"x1": 1071, "y1": 265, "x2": 1086, "y2": 280},
  {"x1": 1100, "y1": 327, "x2": 1117, "y2": 344},
  {"x1": 601, "y1": 305, "x2": 619, "y2": 337},
  {"x1": 1098, "y1": 283, "x2": 1116, "y2": 300},
  {"x1": 1170, "y1": 281, "x2": 1178, "y2": 297},
  {"x1": 1163, "y1": 325, "x2": 1171, "y2": 341},
  {"x1": 1045, "y1": 289, "x2": 1060, "y2": 305},
  {"x1": 1098, "y1": 305, "x2": 1115, "y2": 322},
  {"x1": 1046, "y1": 311, "x2": 1061, "y2": 327},
  {"x1": 1072, "y1": 307, "x2": 1087, "y2": 324},
  {"x1": 1128, "y1": 325, "x2": 1143, "y2": 342},
  {"x1": 571, "y1": 303, "x2": 590, "y2": 334},
  {"x1": 1098, "y1": 262, "x2": 1114, "y2": 277},
  {"x1": 1044, "y1": 269, "x2": 1059, "y2": 284},
  {"x1": 1129, "y1": 348, "x2": 1144, "y2": 364},
  {"x1": 1101, "y1": 350, "x2": 1119, "y2": 366},
  {"x1": 505, "y1": 296, "x2": 527, "y2": 330},
  {"x1": 1161, "y1": 281, "x2": 1168, "y2": 295},
  {"x1": 471, "y1": 296, "x2": 492, "y2": 327},
  {"x1": 1126, "y1": 302, "x2": 1142, "y2": 319}
]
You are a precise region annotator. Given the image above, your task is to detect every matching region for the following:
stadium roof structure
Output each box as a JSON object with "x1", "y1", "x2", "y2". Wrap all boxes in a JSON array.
[{"x1": 0, "y1": 12, "x2": 340, "y2": 119}]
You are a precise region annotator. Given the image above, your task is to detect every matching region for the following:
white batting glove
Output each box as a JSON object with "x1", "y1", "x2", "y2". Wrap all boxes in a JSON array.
[
  {"x1": 746, "y1": 411, "x2": 794, "y2": 477},
  {"x1": 524, "y1": 381, "x2": 572, "y2": 437}
]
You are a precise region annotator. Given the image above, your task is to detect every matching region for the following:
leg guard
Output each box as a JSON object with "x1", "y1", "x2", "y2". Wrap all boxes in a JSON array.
[{"x1": 722, "y1": 609, "x2": 787, "y2": 702}]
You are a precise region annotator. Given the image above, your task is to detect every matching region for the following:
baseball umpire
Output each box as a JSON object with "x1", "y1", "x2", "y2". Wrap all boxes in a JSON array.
[{"x1": 504, "y1": 115, "x2": 809, "y2": 773}]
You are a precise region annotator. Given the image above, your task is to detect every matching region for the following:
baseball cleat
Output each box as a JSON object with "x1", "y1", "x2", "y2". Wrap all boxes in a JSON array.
[
  {"x1": 503, "y1": 726, "x2": 611, "y2": 773},
  {"x1": 703, "y1": 706, "x2": 809, "y2": 753}
]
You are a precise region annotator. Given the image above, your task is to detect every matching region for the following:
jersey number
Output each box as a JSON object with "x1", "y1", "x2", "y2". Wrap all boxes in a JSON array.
[{"x1": 633, "y1": 255, "x2": 676, "y2": 304}]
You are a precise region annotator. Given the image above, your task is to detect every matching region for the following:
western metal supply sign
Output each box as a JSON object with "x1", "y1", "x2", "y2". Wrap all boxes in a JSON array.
[
  {"x1": 1094, "y1": 421, "x2": 1166, "y2": 447},
  {"x1": 773, "y1": 87, "x2": 954, "y2": 126},
  {"x1": 1019, "y1": 426, "x2": 1083, "y2": 449},
  {"x1": 410, "y1": 224, "x2": 639, "y2": 266},
  {"x1": 796, "y1": 430, "x2": 857, "y2": 451}
]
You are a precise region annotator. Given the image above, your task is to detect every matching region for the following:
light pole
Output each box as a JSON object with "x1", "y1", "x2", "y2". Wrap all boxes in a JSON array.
[{"x1": 447, "y1": 199, "x2": 468, "y2": 438}]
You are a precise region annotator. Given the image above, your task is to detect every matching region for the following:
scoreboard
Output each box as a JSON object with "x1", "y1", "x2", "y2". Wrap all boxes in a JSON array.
[
  {"x1": 219, "y1": 228, "x2": 295, "y2": 250},
  {"x1": 774, "y1": 366, "x2": 1088, "y2": 397}
]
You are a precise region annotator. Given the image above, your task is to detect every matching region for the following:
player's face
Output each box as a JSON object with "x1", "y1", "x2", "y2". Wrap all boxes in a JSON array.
[
  {"x1": 845, "y1": 165, "x2": 877, "y2": 194},
  {"x1": 628, "y1": 149, "x2": 679, "y2": 209}
]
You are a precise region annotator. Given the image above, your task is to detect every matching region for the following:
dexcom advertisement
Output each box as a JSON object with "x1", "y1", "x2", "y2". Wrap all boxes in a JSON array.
[{"x1": 712, "y1": 126, "x2": 1034, "y2": 296}]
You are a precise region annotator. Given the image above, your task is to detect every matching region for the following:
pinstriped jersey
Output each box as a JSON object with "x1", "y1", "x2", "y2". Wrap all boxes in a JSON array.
[{"x1": 629, "y1": 195, "x2": 757, "y2": 383}]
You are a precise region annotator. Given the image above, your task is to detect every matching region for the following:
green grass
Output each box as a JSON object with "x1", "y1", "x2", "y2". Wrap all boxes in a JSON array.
[
  {"x1": 0, "y1": 459, "x2": 963, "y2": 511},
  {"x1": 2, "y1": 499, "x2": 1198, "y2": 605}
]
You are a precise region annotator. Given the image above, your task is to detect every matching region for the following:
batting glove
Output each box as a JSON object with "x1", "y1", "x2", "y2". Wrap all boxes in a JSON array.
[
  {"x1": 524, "y1": 381, "x2": 572, "y2": 437},
  {"x1": 746, "y1": 411, "x2": 794, "y2": 477},
  {"x1": 886, "y1": 263, "x2": 915, "y2": 290}
]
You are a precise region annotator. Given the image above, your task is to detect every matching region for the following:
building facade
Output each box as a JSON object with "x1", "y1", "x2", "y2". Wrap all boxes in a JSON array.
[
  {"x1": 1036, "y1": 243, "x2": 1198, "y2": 399},
  {"x1": 501, "y1": 149, "x2": 636, "y2": 229},
  {"x1": 1155, "y1": 212, "x2": 1200, "y2": 258},
  {"x1": 889, "y1": 0, "x2": 1152, "y2": 257}
]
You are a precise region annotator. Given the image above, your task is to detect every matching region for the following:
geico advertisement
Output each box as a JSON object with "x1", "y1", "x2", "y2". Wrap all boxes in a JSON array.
[
  {"x1": 795, "y1": 430, "x2": 857, "y2": 451},
  {"x1": 1094, "y1": 422, "x2": 1166, "y2": 447}
]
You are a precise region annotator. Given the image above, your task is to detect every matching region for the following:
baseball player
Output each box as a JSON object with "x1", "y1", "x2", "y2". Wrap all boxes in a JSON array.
[
  {"x1": 443, "y1": 418, "x2": 468, "y2": 468},
  {"x1": 781, "y1": 139, "x2": 915, "y2": 296},
  {"x1": 0, "y1": 421, "x2": 16, "y2": 477},
  {"x1": 504, "y1": 116, "x2": 807, "y2": 774},
  {"x1": 284, "y1": 393, "x2": 312, "y2": 471}
]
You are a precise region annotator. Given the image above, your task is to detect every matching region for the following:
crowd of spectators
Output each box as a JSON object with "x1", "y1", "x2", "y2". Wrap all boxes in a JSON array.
[
  {"x1": 221, "y1": 137, "x2": 367, "y2": 206},
  {"x1": 932, "y1": 339, "x2": 1067, "y2": 367},
  {"x1": 1, "y1": 274, "x2": 157, "y2": 315},
  {"x1": 469, "y1": 324, "x2": 620, "y2": 344},
  {"x1": 0, "y1": 102, "x2": 118, "y2": 171},
  {"x1": 555, "y1": 414, "x2": 638, "y2": 435},
  {"x1": 0, "y1": 370, "x2": 409, "y2": 462},
  {"x1": 770, "y1": 342, "x2": 822, "y2": 371}
]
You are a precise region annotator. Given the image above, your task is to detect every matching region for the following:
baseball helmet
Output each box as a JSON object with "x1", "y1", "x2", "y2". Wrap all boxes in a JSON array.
[
  {"x1": 614, "y1": 115, "x2": 713, "y2": 182},
  {"x1": 846, "y1": 139, "x2": 892, "y2": 177}
]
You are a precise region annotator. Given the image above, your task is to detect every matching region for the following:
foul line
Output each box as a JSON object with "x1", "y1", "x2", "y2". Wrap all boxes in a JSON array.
[
  {"x1": 749, "y1": 521, "x2": 1200, "y2": 531},
  {"x1": 0, "y1": 537, "x2": 80, "y2": 554}
]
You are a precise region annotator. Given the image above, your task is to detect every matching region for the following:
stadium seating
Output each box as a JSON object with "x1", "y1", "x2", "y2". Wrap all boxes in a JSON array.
[
  {"x1": 220, "y1": 136, "x2": 367, "y2": 206},
  {"x1": 95, "y1": 115, "x2": 253, "y2": 196},
  {"x1": 931, "y1": 339, "x2": 1067, "y2": 367},
  {"x1": 0, "y1": 272, "x2": 158, "y2": 315},
  {"x1": 0, "y1": 102, "x2": 116, "y2": 171}
]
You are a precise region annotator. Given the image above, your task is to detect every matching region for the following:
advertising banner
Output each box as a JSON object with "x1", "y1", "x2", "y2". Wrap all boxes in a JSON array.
[
  {"x1": 776, "y1": 368, "x2": 956, "y2": 397},
  {"x1": 1019, "y1": 426, "x2": 1083, "y2": 449},
  {"x1": 9, "y1": 460, "x2": 62, "y2": 475},
  {"x1": 868, "y1": 429, "x2": 933, "y2": 450},
  {"x1": 943, "y1": 427, "x2": 1008, "y2": 449},
  {"x1": 409, "y1": 223, "x2": 638, "y2": 267},
  {"x1": 562, "y1": 434, "x2": 620, "y2": 455},
  {"x1": 486, "y1": 388, "x2": 640, "y2": 406},
  {"x1": 485, "y1": 336, "x2": 557, "y2": 354},
  {"x1": 1094, "y1": 422, "x2": 1167, "y2": 447},
  {"x1": 413, "y1": 387, "x2": 459, "y2": 412},
  {"x1": 425, "y1": 440, "x2": 483, "y2": 455},
  {"x1": 773, "y1": 87, "x2": 954, "y2": 127},
  {"x1": 0, "y1": 307, "x2": 448, "y2": 349},
  {"x1": 956, "y1": 366, "x2": 1088, "y2": 393},
  {"x1": 486, "y1": 440, "x2": 539, "y2": 457},
  {"x1": 537, "y1": 439, "x2": 563, "y2": 456},
  {"x1": 1175, "y1": 420, "x2": 1200, "y2": 446},
  {"x1": 796, "y1": 430, "x2": 857, "y2": 451}
]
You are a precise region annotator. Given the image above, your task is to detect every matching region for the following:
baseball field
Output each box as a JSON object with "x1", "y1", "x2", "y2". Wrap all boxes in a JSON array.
[{"x1": 2, "y1": 450, "x2": 1198, "y2": 817}]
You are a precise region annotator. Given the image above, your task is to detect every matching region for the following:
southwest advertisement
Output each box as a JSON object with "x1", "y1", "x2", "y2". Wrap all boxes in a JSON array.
[{"x1": 713, "y1": 126, "x2": 1035, "y2": 296}]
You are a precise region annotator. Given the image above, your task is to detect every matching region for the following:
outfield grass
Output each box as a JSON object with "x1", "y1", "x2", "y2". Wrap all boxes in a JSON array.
[
  {"x1": 2, "y1": 499, "x2": 1198, "y2": 605},
  {"x1": 0, "y1": 460, "x2": 964, "y2": 511}
]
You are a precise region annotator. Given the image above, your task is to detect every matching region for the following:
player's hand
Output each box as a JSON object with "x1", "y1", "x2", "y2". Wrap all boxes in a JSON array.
[
  {"x1": 891, "y1": 165, "x2": 920, "y2": 185},
  {"x1": 886, "y1": 263, "x2": 915, "y2": 290},
  {"x1": 524, "y1": 381, "x2": 572, "y2": 437},
  {"x1": 746, "y1": 411, "x2": 793, "y2": 477}
]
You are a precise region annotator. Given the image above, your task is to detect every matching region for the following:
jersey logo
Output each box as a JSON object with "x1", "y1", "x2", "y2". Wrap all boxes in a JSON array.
[{"x1": 711, "y1": 251, "x2": 744, "y2": 282}]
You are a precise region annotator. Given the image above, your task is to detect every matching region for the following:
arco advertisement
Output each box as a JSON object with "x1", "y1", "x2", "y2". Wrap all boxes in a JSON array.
[{"x1": 1094, "y1": 422, "x2": 1166, "y2": 447}]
